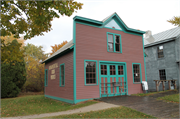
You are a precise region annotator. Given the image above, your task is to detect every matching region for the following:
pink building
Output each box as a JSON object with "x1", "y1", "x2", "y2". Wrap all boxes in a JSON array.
[{"x1": 42, "y1": 12, "x2": 147, "y2": 104}]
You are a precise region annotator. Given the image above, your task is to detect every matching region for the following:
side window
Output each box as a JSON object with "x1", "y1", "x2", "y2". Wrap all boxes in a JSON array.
[
  {"x1": 85, "y1": 60, "x2": 98, "y2": 85},
  {"x1": 159, "y1": 69, "x2": 166, "y2": 80},
  {"x1": 45, "y1": 69, "x2": 48, "y2": 86},
  {"x1": 60, "y1": 64, "x2": 65, "y2": 86},
  {"x1": 132, "y1": 63, "x2": 142, "y2": 83},
  {"x1": 107, "y1": 32, "x2": 122, "y2": 53},
  {"x1": 157, "y1": 45, "x2": 164, "y2": 58}
]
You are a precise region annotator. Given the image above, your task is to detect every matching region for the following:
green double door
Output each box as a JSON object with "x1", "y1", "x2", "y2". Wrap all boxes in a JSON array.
[{"x1": 100, "y1": 62, "x2": 127, "y2": 97}]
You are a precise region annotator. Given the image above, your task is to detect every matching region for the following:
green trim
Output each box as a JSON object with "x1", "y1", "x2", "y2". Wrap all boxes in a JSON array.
[
  {"x1": 70, "y1": 45, "x2": 74, "y2": 49},
  {"x1": 142, "y1": 37, "x2": 147, "y2": 82},
  {"x1": 44, "y1": 69, "x2": 48, "y2": 87},
  {"x1": 107, "y1": 32, "x2": 122, "y2": 53},
  {"x1": 76, "y1": 21, "x2": 102, "y2": 28},
  {"x1": 73, "y1": 20, "x2": 76, "y2": 104},
  {"x1": 45, "y1": 95, "x2": 74, "y2": 104},
  {"x1": 99, "y1": 60, "x2": 128, "y2": 97},
  {"x1": 74, "y1": 16, "x2": 103, "y2": 25},
  {"x1": 103, "y1": 13, "x2": 145, "y2": 34},
  {"x1": 84, "y1": 60, "x2": 98, "y2": 86},
  {"x1": 132, "y1": 63, "x2": 142, "y2": 84},
  {"x1": 59, "y1": 63, "x2": 65, "y2": 87},
  {"x1": 73, "y1": 13, "x2": 145, "y2": 36}
]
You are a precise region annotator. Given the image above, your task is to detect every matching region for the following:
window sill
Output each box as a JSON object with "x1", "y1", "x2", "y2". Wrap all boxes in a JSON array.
[
  {"x1": 85, "y1": 84, "x2": 98, "y2": 86},
  {"x1": 133, "y1": 82, "x2": 142, "y2": 84},
  {"x1": 107, "y1": 51, "x2": 122, "y2": 54},
  {"x1": 59, "y1": 85, "x2": 65, "y2": 87}
]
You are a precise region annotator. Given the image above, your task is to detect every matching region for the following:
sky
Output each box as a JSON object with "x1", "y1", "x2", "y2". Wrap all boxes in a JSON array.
[{"x1": 25, "y1": 0, "x2": 180, "y2": 54}]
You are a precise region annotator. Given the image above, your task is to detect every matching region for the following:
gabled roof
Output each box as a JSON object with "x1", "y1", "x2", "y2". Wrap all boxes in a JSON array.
[
  {"x1": 144, "y1": 27, "x2": 180, "y2": 47},
  {"x1": 74, "y1": 12, "x2": 146, "y2": 34},
  {"x1": 42, "y1": 40, "x2": 73, "y2": 63}
]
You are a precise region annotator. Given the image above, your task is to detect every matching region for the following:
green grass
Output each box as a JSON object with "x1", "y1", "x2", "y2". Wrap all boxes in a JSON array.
[
  {"x1": 157, "y1": 94, "x2": 179, "y2": 103},
  {"x1": 132, "y1": 90, "x2": 177, "y2": 97},
  {"x1": 47, "y1": 106, "x2": 155, "y2": 118},
  {"x1": 1, "y1": 95, "x2": 98, "y2": 117}
]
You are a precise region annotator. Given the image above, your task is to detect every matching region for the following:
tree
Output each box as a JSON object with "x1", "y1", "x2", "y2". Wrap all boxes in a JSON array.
[
  {"x1": 1, "y1": 34, "x2": 25, "y2": 50},
  {"x1": 23, "y1": 43, "x2": 48, "y2": 92},
  {"x1": 1, "y1": 0, "x2": 83, "y2": 39},
  {"x1": 50, "y1": 41, "x2": 68, "y2": 55},
  {"x1": 1, "y1": 39, "x2": 26, "y2": 98},
  {"x1": 167, "y1": 16, "x2": 180, "y2": 26}
]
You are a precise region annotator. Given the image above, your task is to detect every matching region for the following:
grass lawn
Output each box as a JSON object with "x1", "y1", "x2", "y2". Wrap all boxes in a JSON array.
[
  {"x1": 1, "y1": 95, "x2": 98, "y2": 117},
  {"x1": 48, "y1": 106, "x2": 155, "y2": 118},
  {"x1": 157, "y1": 94, "x2": 179, "y2": 103},
  {"x1": 132, "y1": 89, "x2": 177, "y2": 97}
]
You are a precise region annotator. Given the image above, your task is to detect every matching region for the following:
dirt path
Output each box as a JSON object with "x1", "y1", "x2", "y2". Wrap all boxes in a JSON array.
[{"x1": 1, "y1": 102, "x2": 119, "y2": 119}]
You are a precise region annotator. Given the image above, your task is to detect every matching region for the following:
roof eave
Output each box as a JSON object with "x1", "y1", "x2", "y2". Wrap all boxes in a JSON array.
[
  {"x1": 73, "y1": 16, "x2": 103, "y2": 25},
  {"x1": 42, "y1": 47, "x2": 73, "y2": 64},
  {"x1": 144, "y1": 37, "x2": 176, "y2": 48}
]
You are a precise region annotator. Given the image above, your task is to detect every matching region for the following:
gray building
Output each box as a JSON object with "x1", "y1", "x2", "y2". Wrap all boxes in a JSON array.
[{"x1": 144, "y1": 27, "x2": 180, "y2": 91}]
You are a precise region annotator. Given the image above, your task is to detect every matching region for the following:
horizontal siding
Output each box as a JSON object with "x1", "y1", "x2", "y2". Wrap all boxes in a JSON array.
[
  {"x1": 45, "y1": 51, "x2": 73, "y2": 100},
  {"x1": 76, "y1": 23, "x2": 145, "y2": 99}
]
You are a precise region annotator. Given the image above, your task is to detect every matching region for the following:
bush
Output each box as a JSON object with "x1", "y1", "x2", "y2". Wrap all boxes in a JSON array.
[{"x1": 1, "y1": 40, "x2": 26, "y2": 98}]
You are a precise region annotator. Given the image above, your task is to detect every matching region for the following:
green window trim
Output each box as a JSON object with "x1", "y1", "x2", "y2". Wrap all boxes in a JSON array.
[
  {"x1": 132, "y1": 63, "x2": 142, "y2": 84},
  {"x1": 84, "y1": 60, "x2": 98, "y2": 86},
  {"x1": 107, "y1": 32, "x2": 122, "y2": 53},
  {"x1": 44, "y1": 69, "x2": 48, "y2": 87},
  {"x1": 60, "y1": 63, "x2": 65, "y2": 87}
]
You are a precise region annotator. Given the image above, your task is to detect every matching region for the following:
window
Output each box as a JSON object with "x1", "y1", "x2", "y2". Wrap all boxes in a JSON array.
[
  {"x1": 60, "y1": 63, "x2": 65, "y2": 86},
  {"x1": 84, "y1": 60, "x2": 98, "y2": 85},
  {"x1": 157, "y1": 45, "x2": 164, "y2": 58},
  {"x1": 107, "y1": 32, "x2": 122, "y2": 53},
  {"x1": 132, "y1": 63, "x2": 142, "y2": 83},
  {"x1": 45, "y1": 69, "x2": 48, "y2": 86},
  {"x1": 159, "y1": 69, "x2": 166, "y2": 80}
]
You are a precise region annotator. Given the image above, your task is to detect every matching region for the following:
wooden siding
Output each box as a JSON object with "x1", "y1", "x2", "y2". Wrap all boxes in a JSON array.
[
  {"x1": 45, "y1": 51, "x2": 73, "y2": 100},
  {"x1": 76, "y1": 23, "x2": 145, "y2": 99}
]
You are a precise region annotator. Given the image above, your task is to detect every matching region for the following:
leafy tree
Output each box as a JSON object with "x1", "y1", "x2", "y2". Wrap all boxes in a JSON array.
[
  {"x1": 1, "y1": 39, "x2": 26, "y2": 98},
  {"x1": 50, "y1": 41, "x2": 68, "y2": 55},
  {"x1": 1, "y1": 34, "x2": 25, "y2": 50},
  {"x1": 1, "y1": 0, "x2": 83, "y2": 39},
  {"x1": 167, "y1": 16, "x2": 180, "y2": 26},
  {"x1": 23, "y1": 43, "x2": 48, "y2": 92}
]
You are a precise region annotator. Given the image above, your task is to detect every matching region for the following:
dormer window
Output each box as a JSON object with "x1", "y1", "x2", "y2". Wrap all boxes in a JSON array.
[
  {"x1": 107, "y1": 32, "x2": 122, "y2": 53},
  {"x1": 157, "y1": 45, "x2": 164, "y2": 58}
]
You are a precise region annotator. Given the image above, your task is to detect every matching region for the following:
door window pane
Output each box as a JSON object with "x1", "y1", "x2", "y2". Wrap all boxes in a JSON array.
[
  {"x1": 101, "y1": 65, "x2": 107, "y2": 75},
  {"x1": 110, "y1": 65, "x2": 116, "y2": 75},
  {"x1": 118, "y1": 65, "x2": 123, "y2": 75}
]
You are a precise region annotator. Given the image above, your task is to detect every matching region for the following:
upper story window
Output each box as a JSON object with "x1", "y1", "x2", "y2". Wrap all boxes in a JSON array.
[
  {"x1": 107, "y1": 32, "x2": 122, "y2": 53},
  {"x1": 157, "y1": 45, "x2": 164, "y2": 58},
  {"x1": 84, "y1": 60, "x2": 98, "y2": 85},
  {"x1": 159, "y1": 69, "x2": 166, "y2": 80}
]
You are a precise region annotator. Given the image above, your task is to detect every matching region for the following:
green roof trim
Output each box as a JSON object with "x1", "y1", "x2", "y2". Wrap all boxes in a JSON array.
[{"x1": 73, "y1": 12, "x2": 146, "y2": 35}]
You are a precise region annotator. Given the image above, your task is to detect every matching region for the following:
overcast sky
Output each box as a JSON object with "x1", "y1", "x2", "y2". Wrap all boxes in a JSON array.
[{"x1": 25, "y1": 0, "x2": 180, "y2": 54}]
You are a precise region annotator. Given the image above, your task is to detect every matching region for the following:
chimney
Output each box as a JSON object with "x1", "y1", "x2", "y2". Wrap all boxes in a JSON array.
[
  {"x1": 145, "y1": 30, "x2": 152, "y2": 38},
  {"x1": 145, "y1": 30, "x2": 155, "y2": 43}
]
